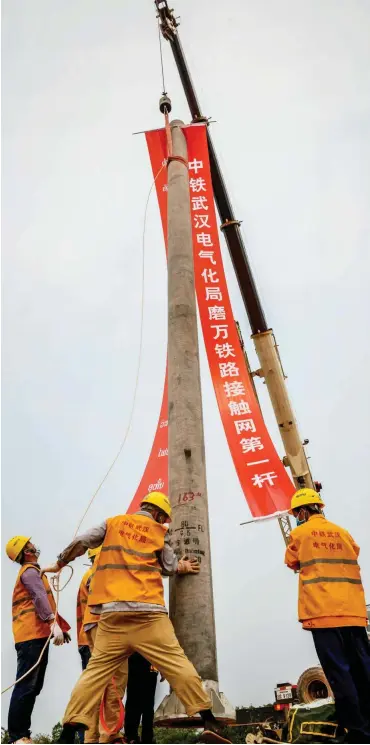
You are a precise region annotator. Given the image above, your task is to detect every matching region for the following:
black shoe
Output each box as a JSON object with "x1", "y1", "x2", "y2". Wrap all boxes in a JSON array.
[
  {"x1": 343, "y1": 731, "x2": 370, "y2": 744},
  {"x1": 198, "y1": 731, "x2": 232, "y2": 744},
  {"x1": 59, "y1": 723, "x2": 87, "y2": 743}
]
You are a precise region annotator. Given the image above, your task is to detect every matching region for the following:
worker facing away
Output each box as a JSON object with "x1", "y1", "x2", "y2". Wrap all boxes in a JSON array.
[
  {"x1": 124, "y1": 653, "x2": 159, "y2": 744},
  {"x1": 76, "y1": 548, "x2": 97, "y2": 673},
  {"x1": 5, "y1": 536, "x2": 71, "y2": 745},
  {"x1": 41, "y1": 491, "x2": 231, "y2": 745},
  {"x1": 76, "y1": 554, "x2": 92, "y2": 745},
  {"x1": 285, "y1": 488, "x2": 370, "y2": 744},
  {"x1": 79, "y1": 545, "x2": 128, "y2": 744}
]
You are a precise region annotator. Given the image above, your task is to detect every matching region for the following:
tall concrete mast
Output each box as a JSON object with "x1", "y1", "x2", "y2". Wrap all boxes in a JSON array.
[{"x1": 155, "y1": 119, "x2": 234, "y2": 724}]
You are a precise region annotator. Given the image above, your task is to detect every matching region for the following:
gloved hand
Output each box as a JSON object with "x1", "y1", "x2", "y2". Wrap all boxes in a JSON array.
[
  {"x1": 177, "y1": 555, "x2": 200, "y2": 575},
  {"x1": 51, "y1": 621, "x2": 65, "y2": 646},
  {"x1": 63, "y1": 632, "x2": 71, "y2": 643}
]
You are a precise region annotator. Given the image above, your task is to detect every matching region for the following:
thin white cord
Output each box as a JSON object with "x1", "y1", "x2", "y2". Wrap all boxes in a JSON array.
[
  {"x1": 73, "y1": 162, "x2": 165, "y2": 537},
  {"x1": 1, "y1": 635, "x2": 52, "y2": 695},
  {"x1": 1, "y1": 164, "x2": 166, "y2": 696}
]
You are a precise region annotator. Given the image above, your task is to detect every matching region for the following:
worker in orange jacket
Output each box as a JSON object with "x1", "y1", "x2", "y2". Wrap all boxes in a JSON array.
[
  {"x1": 285, "y1": 488, "x2": 370, "y2": 744},
  {"x1": 42, "y1": 491, "x2": 231, "y2": 745},
  {"x1": 76, "y1": 551, "x2": 95, "y2": 673},
  {"x1": 5, "y1": 535, "x2": 71, "y2": 745},
  {"x1": 77, "y1": 546, "x2": 128, "y2": 744}
]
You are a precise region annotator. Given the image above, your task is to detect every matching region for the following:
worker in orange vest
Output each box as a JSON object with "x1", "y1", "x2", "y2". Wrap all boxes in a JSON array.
[
  {"x1": 76, "y1": 547, "x2": 95, "y2": 745},
  {"x1": 285, "y1": 488, "x2": 370, "y2": 744},
  {"x1": 77, "y1": 546, "x2": 128, "y2": 744},
  {"x1": 76, "y1": 552, "x2": 94, "y2": 673},
  {"x1": 42, "y1": 491, "x2": 231, "y2": 745},
  {"x1": 5, "y1": 535, "x2": 71, "y2": 745}
]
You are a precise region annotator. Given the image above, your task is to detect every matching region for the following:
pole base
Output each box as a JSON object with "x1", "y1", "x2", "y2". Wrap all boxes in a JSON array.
[{"x1": 154, "y1": 680, "x2": 235, "y2": 727}]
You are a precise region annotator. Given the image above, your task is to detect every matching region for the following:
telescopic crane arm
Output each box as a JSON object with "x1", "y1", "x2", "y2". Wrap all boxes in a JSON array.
[
  {"x1": 155, "y1": 1, "x2": 318, "y2": 544},
  {"x1": 155, "y1": 0, "x2": 266, "y2": 335}
]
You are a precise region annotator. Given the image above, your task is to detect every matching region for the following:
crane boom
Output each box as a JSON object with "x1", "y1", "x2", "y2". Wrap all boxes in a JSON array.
[
  {"x1": 155, "y1": 0, "x2": 317, "y2": 544},
  {"x1": 155, "y1": 0, "x2": 267, "y2": 335}
]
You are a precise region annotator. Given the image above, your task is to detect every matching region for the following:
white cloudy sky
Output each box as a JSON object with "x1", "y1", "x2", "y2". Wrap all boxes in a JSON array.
[{"x1": 2, "y1": 0, "x2": 370, "y2": 736}]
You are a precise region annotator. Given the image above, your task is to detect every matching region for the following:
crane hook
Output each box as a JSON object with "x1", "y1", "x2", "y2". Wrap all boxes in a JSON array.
[{"x1": 159, "y1": 93, "x2": 172, "y2": 114}]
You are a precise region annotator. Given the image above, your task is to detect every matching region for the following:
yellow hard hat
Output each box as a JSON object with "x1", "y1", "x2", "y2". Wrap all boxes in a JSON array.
[
  {"x1": 88, "y1": 546, "x2": 102, "y2": 560},
  {"x1": 289, "y1": 488, "x2": 325, "y2": 514},
  {"x1": 141, "y1": 491, "x2": 172, "y2": 521},
  {"x1": 6, "y1": 535, "x2": 31, "y2": 563}
]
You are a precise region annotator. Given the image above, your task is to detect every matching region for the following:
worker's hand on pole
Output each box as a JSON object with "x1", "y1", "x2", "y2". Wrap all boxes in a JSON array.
[
  {"x1": 177, "y1": 555, "x2": 200, "y2": 574},
  {"x1": 51, "y1": 620, "x2": 65, "y2": 646},
  {"x1": 40, "y1": 562, "x2": 62, "y2": 576}
]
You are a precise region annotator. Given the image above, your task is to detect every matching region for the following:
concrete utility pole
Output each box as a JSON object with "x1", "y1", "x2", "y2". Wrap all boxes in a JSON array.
[{"x1": 155, "y1": 120, "x2": 234, "y2": 725}]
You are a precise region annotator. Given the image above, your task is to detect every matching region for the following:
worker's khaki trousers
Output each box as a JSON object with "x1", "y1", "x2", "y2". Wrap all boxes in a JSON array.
[
  {"x1": 64, "y1": 612, "x2": 211, "y2": 734},
  {"x1": 85, "y1": 625, "x2": 128, "y2": 744}
]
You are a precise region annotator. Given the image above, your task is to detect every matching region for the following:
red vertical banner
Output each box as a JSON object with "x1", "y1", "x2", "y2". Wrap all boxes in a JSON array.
[
  {"x1": 134, "y1": 125, "x2": 294, "y2": 518},
  {"x1": 127, "y1": 130, "x2": 169, "y2": 513},
  {"x1": 184, "y1": 124, "x2": 294, "y2": 516},
  {"x1": 127, "y1": 370, "x2": 168, "y2": 514}
]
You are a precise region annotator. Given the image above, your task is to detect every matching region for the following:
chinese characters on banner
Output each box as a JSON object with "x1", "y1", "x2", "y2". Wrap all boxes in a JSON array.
[
  {"x1": 183, "y1": 124, "x2": 295, "y2": 516},
  {"x1": 129, "y1": 125, "x2": 294, "y2": 518}
]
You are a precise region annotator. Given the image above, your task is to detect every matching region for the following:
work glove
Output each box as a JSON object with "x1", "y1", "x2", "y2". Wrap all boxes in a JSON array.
[
  {"x1": 51, "y1": 620, "x2": 65, "y2": 646},
  {"x1": 177, "y1": 555, "x2": 200, "y2": 575},
  {"x1": 63, "y1": 632, "x2": 71, "y2": 643}
]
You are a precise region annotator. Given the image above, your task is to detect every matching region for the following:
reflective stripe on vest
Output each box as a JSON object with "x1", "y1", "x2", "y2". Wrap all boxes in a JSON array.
[
  {"x1": 12, "y1": 564, "x2": 56, "y2": 643},
  {"x1": 302, "y1": 576, "x2": 363, "y2": 586},
  {"x1": 89, "y1": 513, "x2": 167, "y2": 607},
  {"x1": 300, "y1": 558, "x2": 358, "y2": 568},
  {"x1": 300, "y1": 556, "x2": 362, "y2": 586},
  {"x1": 13, "y1": 589, "x2": 53, "y2": 609},
  {"x1": 100, "y1": 545, "x2": 158, "y2": 558},
  {"x1": 96, "y1": 563, "x2": 161, "y2": 573},
  {"x1": 12, "y1": 608, "x2": 38, "y2": 622}
]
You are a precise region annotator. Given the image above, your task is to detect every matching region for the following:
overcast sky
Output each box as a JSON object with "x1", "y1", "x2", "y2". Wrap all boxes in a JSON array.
[{"x1": 2, "y1": 0, "x2": 370, "y2": 736}]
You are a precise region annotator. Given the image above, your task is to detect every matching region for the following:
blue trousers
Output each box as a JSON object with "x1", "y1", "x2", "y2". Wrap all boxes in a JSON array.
[
  {"x1": 312, "y1": 626, "x2": 370, "y2": 739},
  {"x1": 125, "y1": 653, "x2": 158, "y2": 744},
  {"x1": 8, "y1": 637, "x2": 49, "y2": 743}
]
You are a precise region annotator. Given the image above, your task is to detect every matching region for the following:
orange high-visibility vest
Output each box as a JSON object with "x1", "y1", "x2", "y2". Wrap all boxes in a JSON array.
[
  {"x1": 12, "y1": 564, "x2": 56, "y2": 643},
  {"x1": 88, "y1": 514, "x2": 167, "y2": 607},
  {"x1": 285, "y1": 514, "x2": 367, "y2": 628},
  {"x1": 77, "y1": 567, "x2": 94, "y2": 646},
  {"x1": 81, "y1": 568, "x2": 100, "y2": 634}
]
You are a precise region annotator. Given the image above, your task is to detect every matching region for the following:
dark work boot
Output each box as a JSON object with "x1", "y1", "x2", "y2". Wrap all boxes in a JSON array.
[
  {"x1": 344, "y1": 732, "x2": 370, "y2": 744},
  {"x1": 59, "y1": 723, "x2": 87, "y2": 743},
  {"x1": 198, "y1": 710, "x2": 232, "y2": 744}
]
